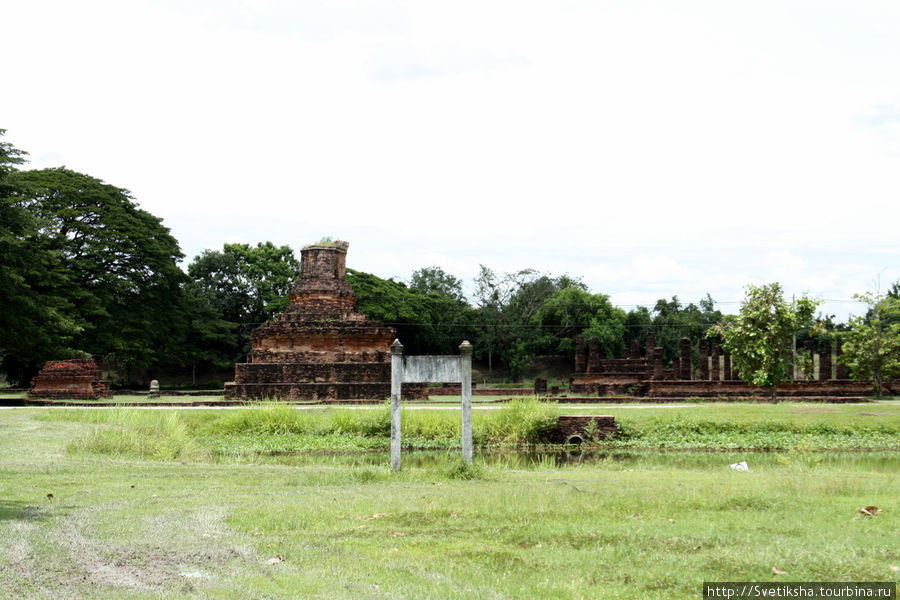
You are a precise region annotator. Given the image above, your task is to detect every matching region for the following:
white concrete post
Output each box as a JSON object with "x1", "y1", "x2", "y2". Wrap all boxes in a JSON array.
[
  {"x1": 390, "y1": 339, "x2": 404, "y2": 471},
  {"x1": 459, "y1": 340, "x2": 473, "y2": 463}
]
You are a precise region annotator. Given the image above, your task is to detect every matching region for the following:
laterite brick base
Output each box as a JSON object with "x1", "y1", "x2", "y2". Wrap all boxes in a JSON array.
[
  {"x1": 28, "y1": 359, "x2": 112, "y2": 400},
  {"x1": 545, "y1": 415, "x2": 617, "y2": 444}
]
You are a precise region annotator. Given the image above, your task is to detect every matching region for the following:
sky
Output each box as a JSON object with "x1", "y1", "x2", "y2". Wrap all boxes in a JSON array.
[{"x1": 2, "y1": 0, "x2": 899, "y2": 321}]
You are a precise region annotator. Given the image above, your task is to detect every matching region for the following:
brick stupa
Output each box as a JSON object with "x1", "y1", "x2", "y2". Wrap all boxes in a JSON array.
[
  {"x1": 28, "y1": 358, "x2": 112, "y2": 400},
  {"x1": 224, "y1": 241, "x2": 426, "y2": 401}
]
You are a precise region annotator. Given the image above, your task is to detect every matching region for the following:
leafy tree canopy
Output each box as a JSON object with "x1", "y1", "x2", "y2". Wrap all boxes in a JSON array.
[
  {"x1": 187, "y1": 242, "x2": 300, "y2": 359},
  {"x1": 709, "y1": 283, "x2": 819, "y2": 402},
  {"x1": 0, "y1": 134, "x2": 85, "y2": 384},
  {"x1": 348, "y1": 268, "x2": 475, "y2": 355},
  {"x1": 839, "y1": 289, "x2": 900, "y2": 397},
  {"x1": 409, "y1": 266, "x2": 467, "y2": 303},
  {"x1": 2, "y1": 164, "x2": 208, "y2": 384}
]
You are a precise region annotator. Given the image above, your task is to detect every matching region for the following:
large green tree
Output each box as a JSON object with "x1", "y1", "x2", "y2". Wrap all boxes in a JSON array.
[
  {"x1": 533, "y1": 285, "x2": 626, "y2": 359},
  {"x1": 187, "y1": 242, "x2": 301, "y2": 359},
  {"x1": 709, "y1": 283, "x2": 819, "y2": 402},
  {"x1": 0, "y1": 161, "x2": 223, "y2": 385},
  {"x1": 0, "y1": 134, "x2": 83, "y2": 384},
  {"x1": 839, "y1": 290, "x2": 900, "y2": 397},
  {"x1": 12, "y1": 168, "x2": 197, "y2": 381},
  {"x1": 472, "y1": 267, "x2": 590, "y2": 380}
]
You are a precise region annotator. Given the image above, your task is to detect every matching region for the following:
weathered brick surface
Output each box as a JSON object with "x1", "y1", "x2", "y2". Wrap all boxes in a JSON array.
[
  {"x1": 574, "y1": 336, "x2": 586, "y2": 373},
  {"x1": 819, "y1": 346, "x2": 832, "y2": 381},
  {"x1": 698, "y1": 339, "x2": 709, "y2": 380},
  {"x1": 28, "y1": 359, "x2": 112, "y2": 399},
  {"x1": 679, "y1": 337, "x2": 691, "y2": 379},
  {"x1": 227, "y1": 242, "x2": 426, "y2": 401},
  {"x1": 587, "y1": 337, "x2": 600, "y2": 373}
]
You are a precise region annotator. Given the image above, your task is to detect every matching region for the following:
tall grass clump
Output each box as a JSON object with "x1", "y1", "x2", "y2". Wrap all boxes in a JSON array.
[
  {"x1": 477, "y1": 397, "x2": 559, "y2": 445},
  {"x1": 68, "y1": 409, "x2": 204, "y2": 461},
  {"x1": 203, "y1": 403, "x2": 320, "y2": 435},
  {"x1": 329, "y1": 405, "x2": 391, "y2": 436},
  {"x1": 442, "y1": 458, "x2": 487, "y2": 480},
  {"x1": 403, "y1": 410, "x2": 460, "y2": 441}
]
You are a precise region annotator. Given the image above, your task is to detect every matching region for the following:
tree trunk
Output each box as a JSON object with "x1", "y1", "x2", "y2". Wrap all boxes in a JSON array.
[{"x1": 770, "y1": 385, "x2": 778, "y2": 404}]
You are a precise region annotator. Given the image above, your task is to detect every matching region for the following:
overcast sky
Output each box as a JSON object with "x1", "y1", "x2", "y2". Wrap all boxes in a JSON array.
[{"x1": 3, "y1": 1, "x2": 899, "y2": 320}]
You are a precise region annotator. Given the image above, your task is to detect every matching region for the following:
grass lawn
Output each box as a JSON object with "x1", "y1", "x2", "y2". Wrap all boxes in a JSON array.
[{"x1": 0, "y1": 403, "x2": 897, "y2": 599}]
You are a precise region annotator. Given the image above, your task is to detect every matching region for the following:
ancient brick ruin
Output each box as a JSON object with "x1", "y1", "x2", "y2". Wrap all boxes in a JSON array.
[
  {"x1": 545, "y1": 415, "x2": 618, "y2": 444},
  {"x1": 225, "y1": 241, "x2": 427, "y2": 401},
  {"x1": 28, "y1": 358, "x2": 112, "y2": 400},
  {"x1": 569, "y1": 335, "x2": 878, "y2": 399}
]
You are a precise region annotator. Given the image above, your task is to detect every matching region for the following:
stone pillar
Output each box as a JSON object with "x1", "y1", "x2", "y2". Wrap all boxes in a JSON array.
[
  {"x1": 651, "y1": 347, "x2": 664, "y2": 379},
  {"x1": 804, "y1": 340, "x2": 815, "y2": 380},
  {"x1": 587, "y1": 337, "x2": 601, "y2": 374},
  {"x1": 574, "y1": 336, "x2": 586, "y2": 373},
  {"x1": 671, "y1": 356, "x2": 680, "y2": 380},
  {"x1": 723, "y1": 353, "x2": 732, "y2": 381},
  {"x1": 646, "y1": 333, "x2": 656, "y2": 356},
  {"x1": 459, "y1": 341, "x2": 473, "y2": 464},
  {"x1": 819, "y1": 343, "x2": 832, "y2": 381},
  {"x1": 698, "y1": 339, "x2": 709, "y2": 380},
  {"x1": 534, "y1": 378, "x2": 547, "y2": 394},
  {"x1": 711, "y1": 344, "x2": 720, "y2": 381},
  {"x1": 836, "y1": 340, "x2": 848, "y2": 379},
  {"x1": 148, "y1": 379, "x2": 160, "y2": 399},
  {"x1": 680, "y1": 338, "x2": 691, "y2": 379},
  {"x1": 629, "y1": 339, "x2": 641, "y2": 359},
  {"x1": 390, "y1": 339, "x2": 403, "y2": 471}
]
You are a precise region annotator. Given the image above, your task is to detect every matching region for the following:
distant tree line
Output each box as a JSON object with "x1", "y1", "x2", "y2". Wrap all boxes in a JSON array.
[{"x1": 2, "y1": 130, "x2": 898, "y2": 390}]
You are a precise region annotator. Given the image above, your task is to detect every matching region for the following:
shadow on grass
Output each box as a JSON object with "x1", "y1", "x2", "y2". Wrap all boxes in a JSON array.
[{"x1": 0, "y1": 501, "x2": 55, "y2": 522}]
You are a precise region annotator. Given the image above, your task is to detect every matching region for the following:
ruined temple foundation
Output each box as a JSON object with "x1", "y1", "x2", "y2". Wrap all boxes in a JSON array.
[
  {"x1": 225, "y1": 241, "x2": 426, "y2": 401},
  {"x1": 28, "y1": 359, "x2": 112, "y2": 400},
  {"x1": 568, "y1": 335, "x2": 878, "y2": 399}
]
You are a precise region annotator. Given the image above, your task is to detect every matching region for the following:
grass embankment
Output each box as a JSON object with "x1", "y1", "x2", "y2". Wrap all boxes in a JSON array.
[
  {"x1": 0, "y1": 406, "x2": 897, "y2": 599},
  {"x1": 38, "y1": 399, "x2": 559, "y2": 460},
  {"x1": 34, "y1": 400, "x2": 900, "y2": 461}
]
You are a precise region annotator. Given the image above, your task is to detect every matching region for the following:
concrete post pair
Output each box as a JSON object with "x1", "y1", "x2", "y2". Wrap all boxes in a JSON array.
[{"x1": 390, "y1": 340, "x2": 473, "y2": 471}]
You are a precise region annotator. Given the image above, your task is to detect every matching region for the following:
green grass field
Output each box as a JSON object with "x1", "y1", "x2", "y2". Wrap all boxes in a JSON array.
[{"x1": 0, "y1": 402, "x2": 897, "y2": 599}]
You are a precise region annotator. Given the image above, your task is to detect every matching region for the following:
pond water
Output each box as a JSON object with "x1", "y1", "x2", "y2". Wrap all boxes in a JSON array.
[{"x1": 271, "y1": 448, "x2": 900, "y2": 471}]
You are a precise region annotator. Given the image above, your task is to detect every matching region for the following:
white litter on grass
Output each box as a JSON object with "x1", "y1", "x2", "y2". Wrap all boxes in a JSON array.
[
  {"x1": 179, "y1": 569, "x2": 210, "y2": 579},
  {"x1": 730, "y1": 461, "x2": 749, "y2": 471}
]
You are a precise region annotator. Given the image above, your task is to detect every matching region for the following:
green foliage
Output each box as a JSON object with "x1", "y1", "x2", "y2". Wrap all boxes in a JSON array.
[
  {"x1": 477, "y1": 397, "x2": 559, "y2": 445},
  {"x1": 348, "y1": 268, "x2": 475, "y2": 355},
  {"x1": 0, "y1": 133, "x2": 84, "y2": 383},
  {"x1": 473, "y1": 267, "x2": 594, "y2": 379},
  {"x1": 409, "y1": 266, "x2": 467, "y2": 303},
  {"x1": 610, "y1": 414, "x2": 897, "y2": 450},
  {"x1": 709, "y1": 283, "x2": 820, "y2": 402},
  {"x1": 839, "y1": 290, "x2": 900, "y2": 396},
  {"x1": 187, "y1": 242, "x2": 300, "y2": 360},
  {"x1": 443, "y1": 458, "x2": 487, "y2": 480},
  {"x1": 68, "y1": 409, "x2": 204, "y2": 460},
  {"x1": 535, "y1": 285, "x2": 626, "y2": 359},
  {"x1": 643, "y1": 295, "x2": 723, "y2": 367},
  {"x1": 2, "y1": 162, "x2": 212, "y2": 384}
]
